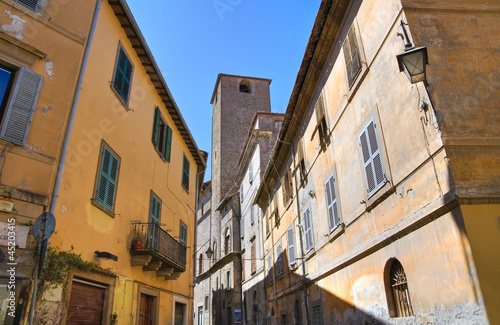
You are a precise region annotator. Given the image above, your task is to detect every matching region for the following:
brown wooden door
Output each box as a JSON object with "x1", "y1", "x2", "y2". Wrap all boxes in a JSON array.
[
  {"x1": 138, "y1": 294, "x2": 154, "y2": 325},
  {"x1": 66, "y1": 281, "x2": 105, "y2": 325}
]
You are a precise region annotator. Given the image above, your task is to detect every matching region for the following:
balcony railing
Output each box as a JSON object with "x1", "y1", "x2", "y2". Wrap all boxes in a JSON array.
[{"x1": 131, "y1": 222, "x2": 186, "y2": 271}]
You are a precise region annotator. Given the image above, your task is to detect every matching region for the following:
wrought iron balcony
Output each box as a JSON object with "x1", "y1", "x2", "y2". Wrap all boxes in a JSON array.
[{"x1": 130, "y1": 222, "x2": 186, "y2": 278}]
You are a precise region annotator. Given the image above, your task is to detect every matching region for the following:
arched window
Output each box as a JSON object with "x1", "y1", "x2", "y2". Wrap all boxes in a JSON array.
[
  {"x1": 225, "y1": 228, "x2": 231, "y2": 255},
  {"x1": 239, "y1": 80, "x2": 251, "y2": 93},
  {"x1": 385, "y1": 259, "x2": 414, "y2": 317},
  {"x1": 199, "y1": 254, "x2": 203, "y2": 275}
]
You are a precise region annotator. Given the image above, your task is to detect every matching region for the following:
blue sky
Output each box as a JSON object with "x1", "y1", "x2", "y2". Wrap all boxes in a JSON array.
[{"x1": 127, "y1": 1, "x2": 321, "y2": 181}]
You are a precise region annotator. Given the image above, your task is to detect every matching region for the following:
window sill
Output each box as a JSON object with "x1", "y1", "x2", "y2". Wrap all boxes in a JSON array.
[
  {"x1": 110, "y1": 84, "x2": 131, "y2": 111},
  {"x1": 327, "y1": 222, "x2": 345, "y2": 243},
  {"x1": 182, "y1": 184, "x2": 190, "y2": 194},
  {"x1": 364, "y1": 181, "x2": 396, "y2": 213},
  {"x1": 91, "y1": 198, "x2": 115, "y2": 217}
]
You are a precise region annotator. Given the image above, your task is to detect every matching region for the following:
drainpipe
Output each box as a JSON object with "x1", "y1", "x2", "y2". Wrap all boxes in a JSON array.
[
  {"x1": 27, "y1": 1, "x2": 103, "y2": 324},
  {"x1": 277, "y1": 138, "x2": 310, "y2": 325}
]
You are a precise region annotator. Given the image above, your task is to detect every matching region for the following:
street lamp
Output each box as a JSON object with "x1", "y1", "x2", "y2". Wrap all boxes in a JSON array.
[{"x1": 396, "y1": 20, "x2": 429, "y2": 84}]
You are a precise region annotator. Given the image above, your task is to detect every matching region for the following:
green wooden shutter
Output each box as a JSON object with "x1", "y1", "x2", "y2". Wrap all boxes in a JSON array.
[
  {"x1": 152, "y1": 106, "x2": 161, "y2": 146},
  {"x1": 114, "y1": 48, "x2": 132, "y2": 103},
  {"x1": 182, "y1": 155, "x2": 190, "y2": 190},
  {"x1": 1, "y1": 67, "x2": 43, "y2": 145},
  {"x1": 164, "y1": 125, "x2": 172, "y2": 162},
  {"x1": 96, "y1": 147, "x2": 119, "y2": 210},
  {"x1": 180, "y1": 223, "x2": 187, "y2": 246}
]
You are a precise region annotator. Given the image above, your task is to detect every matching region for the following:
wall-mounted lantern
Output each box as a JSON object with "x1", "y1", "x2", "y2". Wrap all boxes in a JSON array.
[
  {"x1": 205, "y1": 246, "x2": 213, "y2": 259},
  {"x1": 396, "y1": 20, "x2": 429, "y2": 84}
]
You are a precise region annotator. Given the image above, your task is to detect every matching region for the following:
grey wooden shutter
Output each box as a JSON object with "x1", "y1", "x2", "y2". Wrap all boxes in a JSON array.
[
  {"x1": 359, "y1": 119, "x2": 386, "y2": 196},
  {"x1": 325, "y1": 174, "x2": 340, "y2": 229},
  {"x1": 287, "y1": 227, "x2": 296, "y2": 265},
  {"x1": 304, "y1": 208, "x2": 313, "y2": 251},
  {"x1": 1, "y1": 67, "x2": 43, "y2": 145}
]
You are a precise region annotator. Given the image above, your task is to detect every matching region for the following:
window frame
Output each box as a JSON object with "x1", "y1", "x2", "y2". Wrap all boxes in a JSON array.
[
  {"x1": 281, "y1": 168, "x2": 293, "y2": 207},
  {"x1": 92, "y1": 141, "x2": 121, "y2": 216},
  {"x1": 182, "y1": 153, "x2": 190, "y2": 191},
  {"x1": 151, "y1": 106, "x2": 173, "y2": 161},
  {"x1": 111, "y1": 44, "x2": 134, "y2": 108}
]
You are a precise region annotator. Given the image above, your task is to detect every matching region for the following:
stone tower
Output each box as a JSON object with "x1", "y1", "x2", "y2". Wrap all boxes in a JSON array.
[
  {"x1": 210, "y1": 74, "x2": 272, "y2": 206},
  {"x1": 193, "y1": 74, "x2": 271, "y2": 325}
]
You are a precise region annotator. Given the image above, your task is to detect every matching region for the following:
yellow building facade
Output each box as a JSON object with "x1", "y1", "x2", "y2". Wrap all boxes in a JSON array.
[
  {"x1": 256, "y1": 0, "x2": 498, "y2": 324},
  {"x1": 30, "y1": 0, "x2": 205, "y2": 324},
  {"x1": 0, "y1": 0, "x2": 96, "y2": 324}
]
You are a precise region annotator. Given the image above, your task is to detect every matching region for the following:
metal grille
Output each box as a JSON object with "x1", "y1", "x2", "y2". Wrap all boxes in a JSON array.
[
  {"x1": 390, "y1": 260, "x2": 414, "y2": 317},
  {"x1": 132, "y1": 222, "x2": 186, "y2": 269},
  {"x1": 15, "y1": 0, "x2": 39, "y2": 11}
]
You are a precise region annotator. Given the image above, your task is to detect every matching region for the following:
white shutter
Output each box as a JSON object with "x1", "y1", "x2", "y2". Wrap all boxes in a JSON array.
[
  {"x1": 325, "y1": 174, "x2": 340, "y2": 230},
  {"x1": 1, "y1": 67, "x2": 43, "y2": 145},
  {"x1": 304, "y1": 208, "x2": 313, "y2": 251},
  {"x1": 359, "y1": 119, "x2": 386, "y2": 196},
  {"x1": 287, "y1": 228, "x2": 296, "y2": 265}
]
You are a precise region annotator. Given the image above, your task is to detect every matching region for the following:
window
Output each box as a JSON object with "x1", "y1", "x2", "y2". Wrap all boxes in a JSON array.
[
  {"x1": 249, "y1": 163, "x2": 253, "y2": 183},
  {"x1": 276, "y1": 243, "x2": 283, "y2": 275},
  {"x1": 250, "y1": 205, "x2": 254, "y2": 224},
  {"x1": 240, "y1": 183, "x2": 244, "y2": 202},
  {"x1": 225, "y1": 228, "x2": 230, "y2": 255},
  {"x1": 281, "y1": 168, "x2": 293, "y2": 206},
  {"x1": 182, "y1": 154, "x2": 190, "y2": 190},
  {"x1": 152, "y1": 106, "x2": 172, "y2": 161},
  {"x1": 226, "y1": 270, "x2": 231, "y2": 289},
  {"x1": 199, "y1": 254, "x2": 203, "y2": 275},
  {"x1": 343, "y1": 25, "x2": 362, "y2": 87},
  {"x1": 205, "y1": 295, "x2": 209, "y2": 310},
  {"x1": 212, "y1": 241, "x2": 217, "y2": 262},
  {"x1": 180, "y1": 222, "x2": 187, "y2": 246},
  {"x1": 312, "y1": 306, "x2": 322, "y2": 325},
  {"x1": 387, "y1": 260, "x2": 414, "y2": 317},
  {"x1": 265, "y1": 210, "x2": 270, "y2": 235},
  {"x1": 93, "y1": 144, "x2": 120, "y2": 214},
  {"x1": 14, "y1": 0, "x2": 40, "y2": 11},
  {"x1": 250, "y1": 243, "x2": 256, "y2": 274},
  {"x1": 304, "y1": 208, "x2": 313, "y2": 251},
  {"x1": 311, "y1": 93, "x2": 329, "y2": 149},
  {"x1": 325, "y1": 174, "x2": 341, "y2": 230},
  {"x1": 0, "y1": 65, "x2": 43, "y2": 146},
  {"x1": 287, "y1": 227, "x2": 296, "y2": 265},
  {"x1": 295, "y1": 139, "x2": 307, "y2": 187},
  {"x1": 239, "y1": 80, "x2": 251, "y2": 93},
  {"x1": 113, "y1": 46, "x2": 133, "y2": 104},
  {"x1": 359, "y1": 119, "x2": 386, "y2": 197}
]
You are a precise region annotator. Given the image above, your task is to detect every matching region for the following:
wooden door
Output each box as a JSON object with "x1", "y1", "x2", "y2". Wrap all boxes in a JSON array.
[{"x1": 138, "y1": 294, "x2": 154, "y2": 325}]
